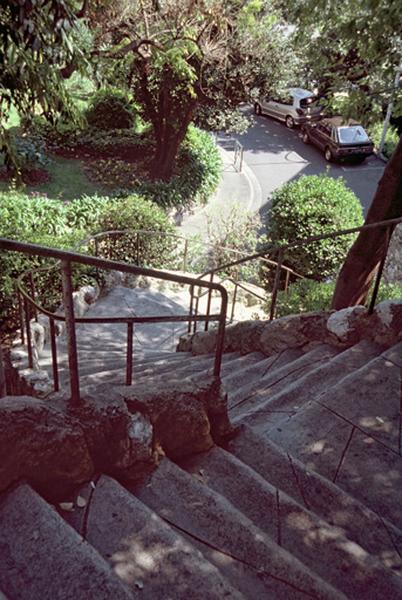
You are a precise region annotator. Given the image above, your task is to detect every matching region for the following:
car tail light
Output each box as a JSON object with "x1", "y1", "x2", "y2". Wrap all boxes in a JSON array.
[{"x1": 296, "y1": 108, "x2": 304, "y2": 115}]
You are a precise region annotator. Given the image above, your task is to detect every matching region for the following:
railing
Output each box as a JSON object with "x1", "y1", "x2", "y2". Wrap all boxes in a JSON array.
[
  {"x1": 0, "y1": 237, "x2": 228, "y2": 407},
  {"x1": 191, "y1": 216, "x2": 402, "y2": 330}
]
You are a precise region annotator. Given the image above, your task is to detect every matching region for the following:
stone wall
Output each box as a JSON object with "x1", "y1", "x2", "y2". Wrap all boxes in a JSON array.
[{"x1": 178, "y1": 300, "x2": 402, "y2": 356}]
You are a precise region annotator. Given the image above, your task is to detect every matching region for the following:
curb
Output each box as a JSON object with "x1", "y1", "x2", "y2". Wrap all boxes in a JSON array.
[{"x1": 216, "y1": 143, "x2": 263, "y2": 213}]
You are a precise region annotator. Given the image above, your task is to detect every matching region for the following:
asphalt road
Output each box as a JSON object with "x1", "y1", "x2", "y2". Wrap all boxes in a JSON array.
[{"x1": 224, "y1": 106, "x2": 385, "y2": 219}]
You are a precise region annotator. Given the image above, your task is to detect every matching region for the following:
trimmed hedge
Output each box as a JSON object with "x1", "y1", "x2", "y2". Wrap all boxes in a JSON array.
[
  {"x1": 267, "y1": 174, "x2": 363, "y2": 280},
  {"x1": 85, "y1": 89, "x2": 137, "y2": 130}
]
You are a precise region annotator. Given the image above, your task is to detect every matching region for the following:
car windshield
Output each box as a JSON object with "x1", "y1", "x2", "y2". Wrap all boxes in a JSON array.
[{"x1": 337, "y1": 126, "x2": 370, "y2": 144}]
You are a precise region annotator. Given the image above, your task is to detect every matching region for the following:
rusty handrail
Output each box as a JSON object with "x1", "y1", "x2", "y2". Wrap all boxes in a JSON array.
[
  {"x1": 193, "y1": 216, "x2": 402, "y2": 327},
  {"x1": 0, "y1": 237, "x2": 228, "y2": 406}
]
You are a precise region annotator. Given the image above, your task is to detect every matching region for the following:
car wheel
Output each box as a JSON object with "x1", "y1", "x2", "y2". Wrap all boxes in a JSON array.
[
  {"x1": 324, "y1": 147, "x2": 333, "y2": 162},
  {"x1": 285, "y1": 115, "x2": 295, "y2": 129},
  {"x1": 254, "y1": 103, "x2": 262, "y2": 116},
  {"x1": 302, "y1": 131, "x2": 309, "y2": 144}
]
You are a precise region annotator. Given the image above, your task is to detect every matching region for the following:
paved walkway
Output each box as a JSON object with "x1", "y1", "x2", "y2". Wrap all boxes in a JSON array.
[{"x1": 179, "y1": 139, "x2": 262, "y2": 239}]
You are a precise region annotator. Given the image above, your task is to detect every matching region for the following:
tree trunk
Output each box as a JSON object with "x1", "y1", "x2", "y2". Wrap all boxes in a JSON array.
[
  {"x1": 150, "y1": 101, "x2": 196, "y2": 181},
  {"x1": 331, "y1": 135, "x2": 402, "y2": 309}
]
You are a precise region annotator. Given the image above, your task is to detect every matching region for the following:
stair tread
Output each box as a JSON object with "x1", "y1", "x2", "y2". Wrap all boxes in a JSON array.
[
  {"x1": 229, "y1": 344, "x2": 339, "y2": 418},
  {"x1": 0, "y1": 484, "x2": 133, "y2": 600},
  {"x1": 237, "y1": 339, "x2": 384, "y2": 429},
  {"x1": 179, "y1": 446, "x2": 402, "y2": 598},
  {"x1": 66, "y1": 475, "x2": 243, "y2": 599},
  {"x1": 131, "y1": 457, "x2": 345, "y2": 600},
  {"x1": 228, "y1": 425, "x2": 402, "y2": 572},
  {"x1": 265, "y1": 342, "x2": 402, "y2": 528}
]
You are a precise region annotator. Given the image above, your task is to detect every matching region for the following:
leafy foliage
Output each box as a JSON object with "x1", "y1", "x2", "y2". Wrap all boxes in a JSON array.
[
  {"x1": 0, "y1": 191, "x2": 175, "y2": 330},
  {"x1": 91, "y1": 0, "x2": 297, "y2": 179},
  {"x1": 0, "y1": 0, "x2": 86, "y2": 174},
  {"x1": 275, "y1": 278, "x2": 402, "y2": 317},
  {"x1": 267, "y1": 174, "x2": 363, "y2": 280},
  {"x1": 85, "y1": 88, "x2": 137, "y2": 130},
  {"x1": 368, "y1": 122, "x2": 400, "y2": 159},
  {"x1": 187, "y1": 204, "x2": 265, "y2": 282},
  {"x1": 282, "y1": 0, "x2": 402, "y2": 124}
]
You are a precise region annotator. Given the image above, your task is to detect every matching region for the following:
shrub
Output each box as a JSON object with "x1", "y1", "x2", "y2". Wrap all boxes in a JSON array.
[
  {"x1": 85, "y1": 89, "x2": 136, "y2": 130},
  {"x1": 0, "y1": 191, "x2": 176, "y2": 331},
  {"x1": 137, "y1": 126, "x2": 222, "y2": 208},
  {"x1": 186, "y1": 204, "x2": 266, "y2": 282},
  {"x1": 368, "y1": 122, "x2": 399, "y2": 159},
  {"x1": 274, "y1": 278, "x2": 402, "y2": 318},
  {"x1": 267, "y1": 174, "x2": 363, "y2": 280},
  {"x1": 93, "y1": 194, "x2": 176, "y2": 268}
]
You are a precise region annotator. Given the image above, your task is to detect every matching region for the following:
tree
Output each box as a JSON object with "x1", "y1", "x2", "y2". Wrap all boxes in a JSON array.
[
  {"x1": 91, "y1": 0, "x2": 295, "y2": 181},
  {"x1": 280, "y1": 0, "x2": 402, "y2": 124},
  {"x1": 277, "y1": 0, "x2": 402, "y2": 307},
  {"x1": 0, "y1": 0, "x2": 87, "y2": 171},
  {"x1": 331, "y1": 135, "x2": 402, "y2": 309}
]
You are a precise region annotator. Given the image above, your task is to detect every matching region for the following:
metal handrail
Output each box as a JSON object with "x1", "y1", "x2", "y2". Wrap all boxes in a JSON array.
[
  {"x1": 192, "y1": 216, "x2": 402, "y2": 329},
  {"x1": 0, "y1": 237, "x2": 228, "y2": 407}
]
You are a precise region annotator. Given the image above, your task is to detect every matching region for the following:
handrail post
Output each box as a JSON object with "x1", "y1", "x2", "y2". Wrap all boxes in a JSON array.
[
  {"x1": 183, "y1": 239, "x2": 189, "y2": 272},
  {"x1": 0, "y1": 345, "x2": 6, "y2": 398},
  {"x1": 17, "y1": 287, "x2": 25, "y2": 344},
  {"x1": 270, "y1": 249, "x2": 284, "y2": 321},
  {"x1": 368, "y1": 224, "x2": 393, "y2": 314},
  {"x1": 24, "y1": 297, "x2": 34, "y2": 369},
  {"x1": 230, "y1": 283, "x2": 238, "y2": 322},
  {"x1": 49, "y1": 317, "x2": 59, "y2": 392},
  {"x1": 213, "y1": 288, "x2": 228, "y2": 378},
  {"x1": 61, "y1": 260, "x2": 80, "y2": 406},
  {"x1": 29, "y1": 272, "x2": 38, "y2": 322},
  {"x1": 204, "y1": 273, "x2": 214, "y2": 331},
  {"x1": 126, "y1": 322, "x2": 134, "y2": 386},
  {"x1": 188, "y1": 285, "x2": 194, "y2": 333}
]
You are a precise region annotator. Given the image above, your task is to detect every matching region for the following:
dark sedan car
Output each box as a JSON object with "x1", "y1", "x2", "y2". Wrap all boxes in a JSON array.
[{"x1": 301, "y1": 117, "x2": 374, "y2": 162}]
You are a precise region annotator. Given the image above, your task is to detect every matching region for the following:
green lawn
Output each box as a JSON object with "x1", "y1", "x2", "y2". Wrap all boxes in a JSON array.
[{"x1": 0, "y1": 156, "x2": 104, "y2": 200}]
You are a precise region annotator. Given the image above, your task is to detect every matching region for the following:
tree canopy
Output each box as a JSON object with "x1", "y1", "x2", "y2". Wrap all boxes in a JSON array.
[
  {"x1": 280, "y1": 0, "x2": 402, "y2": 123},
  {"x1": 91, "y1": 0, "x2": 296, "y2": 179},
  {"x1": 0, "y1": 0, "x2": 86, "y2": 170}
]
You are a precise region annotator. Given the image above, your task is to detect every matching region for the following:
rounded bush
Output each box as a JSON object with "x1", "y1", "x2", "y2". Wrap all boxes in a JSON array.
[
  {"x1": 267, "y1": 174, "x2": 363, "y2": 280},
  {"x1": 93, "y1": 195, "x2": 176, "y2": 268},
  {"x1": 85, "y1": 89, "x2": 136, "y2": 130}
]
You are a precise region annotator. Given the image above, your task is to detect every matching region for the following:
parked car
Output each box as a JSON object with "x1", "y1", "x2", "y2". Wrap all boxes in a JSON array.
[
  {"x1": 301, "y1": 117, "x2": 374, "y2": 162},
  {"x1": 254, "y1": 88, "x2": 323, "y2": 128}
]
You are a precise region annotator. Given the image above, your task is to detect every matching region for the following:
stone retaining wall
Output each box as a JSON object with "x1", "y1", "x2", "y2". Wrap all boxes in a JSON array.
[{"x1": 178, "y1": 300, "x2": 402, "y2": 356}]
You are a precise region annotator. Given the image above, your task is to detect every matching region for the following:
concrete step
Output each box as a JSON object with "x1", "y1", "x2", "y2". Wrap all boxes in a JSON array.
[
  {"x1": 65, "y1": 475, "x2": 244, "y2": 599},
  {"x1": 238, "y1": 340, "x2": 384, "y2": 431},
  {"x1": 130, "y1": 458, "x2": 346, "y2": 599},
  {"x1": 181, "y1": 448, "x2": 402, "y2": 600},
  {"x1": 179, "y1": 446, "x2": 402, "y2": 598},
  {"x1": 228, "y1": 425, "x2": 402, "y2": 575},
  {"x1": 229, "y1": 344, "x2": 339, "y2": 420},
  {"x1": 0, "y1": 484, "x2": 133, "y2": 600},
  {"x1": 266, "y1": 342, "x2": 402, "y2": 529}
]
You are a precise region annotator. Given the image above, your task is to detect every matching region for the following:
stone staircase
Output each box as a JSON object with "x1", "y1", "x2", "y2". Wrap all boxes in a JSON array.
[
  {"x1": 2, "y1": 333, "x2": 402, "y2": 598},
  {"x1": 3, "y1": 285, "x2": 402, "y2": 598}
]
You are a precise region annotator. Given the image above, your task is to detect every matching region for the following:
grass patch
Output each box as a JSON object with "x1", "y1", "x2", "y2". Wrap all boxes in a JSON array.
[{"x1": 0, "y1": 156, "x2": 102, "y2": 200}]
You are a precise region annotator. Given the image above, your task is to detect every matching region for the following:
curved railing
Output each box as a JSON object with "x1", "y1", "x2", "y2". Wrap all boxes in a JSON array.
[
  {"x1": 191, "y1": 216, "x2": 402, "y2": 330},
  {"x1": 1, "y1": 237, "x2": 228, "y2": 407}
]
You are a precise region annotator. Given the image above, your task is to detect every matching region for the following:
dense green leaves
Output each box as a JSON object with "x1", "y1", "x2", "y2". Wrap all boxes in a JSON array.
[{"x1": 268, "y1": 174, "x2": 363, "y2": 279}]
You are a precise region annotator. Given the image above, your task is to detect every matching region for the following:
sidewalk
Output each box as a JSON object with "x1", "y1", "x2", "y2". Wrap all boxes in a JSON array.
[{"x1": 179, "y1": 137, "x2": 262, "y2": 239}]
